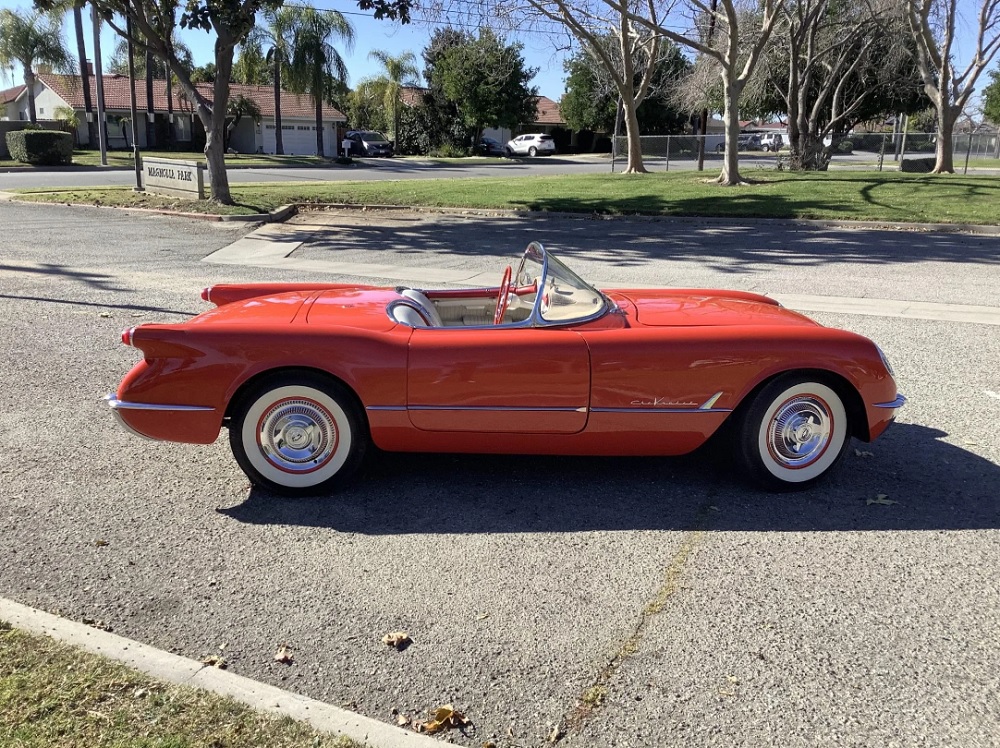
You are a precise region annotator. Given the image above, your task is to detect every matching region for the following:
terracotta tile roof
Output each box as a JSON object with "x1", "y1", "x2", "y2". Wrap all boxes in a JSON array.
[
  {"x1": 533, "y1": 96, "x2": 563, "y2": 125},
  {"x1": 37, "y1": 74, "x2": 344, "y2": 120},
  {"x1": 1, "y1": 85, "x2": 25, "y2": 104},
  {"x1": 400, "y1": 85, "x2": 429, "y2": 107}
]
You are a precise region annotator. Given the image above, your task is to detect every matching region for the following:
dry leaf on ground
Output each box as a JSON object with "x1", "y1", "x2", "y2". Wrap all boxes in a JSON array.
[
  {"x1": 867, "y1": 494, "x2": 899, "y2": 506},
  {"x1": 422, "y1": 704, "x2": 471, "y2": 733},
  {"x1": 382, "y1": 631, "x2": 411, "y2": 649},
  {"x1": 274, "y1": 644, "x2": 294, "y2": 664},
  {"x1": 201, "y1": 655, "x2": 226, "y2": 669}
]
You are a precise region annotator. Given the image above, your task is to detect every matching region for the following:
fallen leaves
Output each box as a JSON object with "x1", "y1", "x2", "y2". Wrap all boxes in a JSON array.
[
  {"x1": 867, "y1": 494, "x2": 899, "y2": 506},
  {"x1": 382, "y1": 631, "x2": 411, "y2": 649},
  {"x1": 274, "y1": 644, "x2": 294, "y2": 664},
  {"x1": 201, "y1": 655, "x2": 226, "y2": 669},
  {"x1": 421, "y1": 704, "x2": 471, "y2": 734},
  {"x1": 854, "y1": 449, "x2": 874, "y2": 458}
]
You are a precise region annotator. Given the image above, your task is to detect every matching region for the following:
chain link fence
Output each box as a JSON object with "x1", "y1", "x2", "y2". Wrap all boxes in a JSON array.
[{"x1": 611, "y1": 132, "x2": 1000, "y2": 172}]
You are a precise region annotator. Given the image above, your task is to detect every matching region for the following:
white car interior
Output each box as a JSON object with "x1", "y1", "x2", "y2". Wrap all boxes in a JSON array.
[{"x1": 388, "y1": 242, "x2": 607, "y2": 328}]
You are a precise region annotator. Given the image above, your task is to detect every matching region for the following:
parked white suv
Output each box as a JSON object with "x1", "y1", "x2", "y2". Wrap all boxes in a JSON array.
[
  {"x1": 505, "y1": 133, "x2": 556, "y2": 157},
  {"x1": 761, "y1": 132, "x2": 784, "y2": 152}
]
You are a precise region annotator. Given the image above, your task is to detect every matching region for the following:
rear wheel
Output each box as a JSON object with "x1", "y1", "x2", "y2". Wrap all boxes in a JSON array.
[
  {"x1": 528, "y1": 146, "x2": 538, "y2": 156},
  {"x1": 735, "y1": 375, "x2": 850, "y2": 491},
  {"x1": 229, "y1": 373, "x2": 367, "y2": 496}
]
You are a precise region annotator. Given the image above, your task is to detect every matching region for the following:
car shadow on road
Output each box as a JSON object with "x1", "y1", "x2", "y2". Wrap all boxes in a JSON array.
[
  {"x1": 219, "y1": 423, "x2": 999, "y2": 534},
  {"x1": 286, "y1": 212, "x2": 1000, "y2": 273}
]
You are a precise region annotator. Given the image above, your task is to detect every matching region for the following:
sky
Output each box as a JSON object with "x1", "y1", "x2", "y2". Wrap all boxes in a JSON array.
[
  {"x1": 2, "y1": 0, "x2": 996, "y2": 112},
  {"x1": 0, "y1": 0, "x2": 574, "y2": 98}
]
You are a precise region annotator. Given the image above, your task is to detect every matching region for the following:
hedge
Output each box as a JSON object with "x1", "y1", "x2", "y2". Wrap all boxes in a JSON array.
[{"x1": 5, "y1": 129, "x2": 73, "y2": 165}]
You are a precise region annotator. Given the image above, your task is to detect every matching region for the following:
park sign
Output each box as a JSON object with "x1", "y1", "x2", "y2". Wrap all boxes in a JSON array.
[{"x1": 142, "y1": 156, "x2": 206, "y2": 199}]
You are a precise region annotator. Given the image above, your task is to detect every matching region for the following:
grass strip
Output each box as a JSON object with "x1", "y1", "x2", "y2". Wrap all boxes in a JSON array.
[
  {"x1": 0, "y1": 621, "x2": 363, "y2": 748},
  {"x1": 12, "y1": 169, "x2": 1000, "y2": 225}
]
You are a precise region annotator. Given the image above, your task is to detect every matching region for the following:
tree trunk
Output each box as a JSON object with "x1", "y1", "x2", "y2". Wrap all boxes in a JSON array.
[
  {"x1": 622, "y1": 100, "x2": 647, "y2": 174},
  {"x1": 273, "y1": 51, "x2": 283, "y2": 155},
  {"x1": 202, "y1": 45, "x2": 234, "y2": 204},
  {"x1": 24, "y1": 68, "x2": 37, "y2": 123},
  {"x1": 73, "y1": 3, "x2": 97, "y2": 149},
  {"x1": 717, "y1": 79, "x2": 742, "y2": 185},
  {"x1": 165, "y1": 74, "x2": 173, "y2": 148},
  {"x1": 314, "y1": 82, "x2": 324, "y2": 157},
  {"x1": 797, "y1": 132, "x2": 830, "y2": 170},
  {"x1": 934, "y1": 105, "x2": 959, "y2": 173},
  {"x1": 145, "y1": 46, "x2": 155, "y2": 148}
]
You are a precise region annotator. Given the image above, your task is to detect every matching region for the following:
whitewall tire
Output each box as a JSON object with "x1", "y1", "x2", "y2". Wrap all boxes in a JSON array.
[
  {"x1": 229, "y1": 374, "x2": 366, "y2": 496},
  {"x1": 736, "y1": 376, "x2": 851, "y2": 490}
]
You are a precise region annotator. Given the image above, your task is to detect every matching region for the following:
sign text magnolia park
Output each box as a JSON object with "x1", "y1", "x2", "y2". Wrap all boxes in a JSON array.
[{"x1": 141, "y1": 156, "x2": 206, "y2": 199}]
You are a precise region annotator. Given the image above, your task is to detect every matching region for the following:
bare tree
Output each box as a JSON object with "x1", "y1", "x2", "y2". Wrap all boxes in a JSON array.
[
  {"x1": 513, "y1": 0, "x2": 665, "y2": 173},
  {"x1": 760, "y1": 0, "x2": 918, "y2": 170},
  {"x1": 905, "y1": 0, "x2": 1000, "y2": 173}
]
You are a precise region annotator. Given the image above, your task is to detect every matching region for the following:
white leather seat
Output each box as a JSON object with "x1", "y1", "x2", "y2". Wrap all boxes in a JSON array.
[
  {"x1": 400, "y1": 289, "x2": 444, "y2": 327},
  {"x1": 391, "y1": 302, "x2": 429, "y2": 327}
]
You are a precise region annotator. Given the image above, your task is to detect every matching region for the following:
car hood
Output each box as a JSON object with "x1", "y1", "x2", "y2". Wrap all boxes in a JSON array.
[{"x1": 611, "y1": 289, "x2": 818, "y2": 327}]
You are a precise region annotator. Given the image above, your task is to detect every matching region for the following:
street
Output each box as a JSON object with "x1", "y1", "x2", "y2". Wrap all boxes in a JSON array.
[
  {"x1": 0, "y1": 151, "x2": 864, "y2": 190},
  {"x1": 0, "y1": 200, "x2": 998, "y2": 747}
]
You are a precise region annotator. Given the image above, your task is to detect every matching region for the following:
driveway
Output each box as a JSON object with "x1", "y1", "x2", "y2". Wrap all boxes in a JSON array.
[{"x1": 1, "y1": 201, "x2": 997, "y2": 747}]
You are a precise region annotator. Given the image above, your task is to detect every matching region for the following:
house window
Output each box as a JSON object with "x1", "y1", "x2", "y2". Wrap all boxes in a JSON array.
[
  {"x1": 174, "y1": 114, "x2": 191, "y2": 142},
  {"x1": 38, "y1": 107, "x2": 45, "y2": 115}
]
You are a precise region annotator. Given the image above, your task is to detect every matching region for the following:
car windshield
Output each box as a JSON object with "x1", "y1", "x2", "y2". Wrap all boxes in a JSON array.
[
  {"x1": 514, "y1": 242, "x2": 607, "y2": 325},
  {"x1": 360, "y1": 132, "x2": 387, "y2": 141}
]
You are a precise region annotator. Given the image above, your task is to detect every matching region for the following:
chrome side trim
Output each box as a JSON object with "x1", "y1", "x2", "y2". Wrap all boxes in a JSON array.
[
  {"x1": 407, "y1": 405, "x2": 589, "y2": 413},
  {"x1": 366, "y1": 405, "x2": 407, "y2": 412},
  {"x1": 873, "y1": 394, "x2": 907, "y2": 409},
  {"x1": 104, "y1": 395, "x2": 215, "y2": 412},
  {"x1": 591, "y1": 407, "x2": 733, "y2": 414},
  {"x1": 700, "y1": 391, "x2": 724, "y2": 410}
]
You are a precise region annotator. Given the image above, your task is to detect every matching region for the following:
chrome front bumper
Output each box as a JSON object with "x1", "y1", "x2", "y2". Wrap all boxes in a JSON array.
[{"x1": 873, "y1": 394, "x2": 907, "y2": 409}]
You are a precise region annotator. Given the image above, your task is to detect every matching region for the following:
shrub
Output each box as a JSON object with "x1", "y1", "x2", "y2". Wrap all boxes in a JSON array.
[
  {"x1": 429, "y1": 142, "x2": 470, "y2": 158},
  {"x1": 5, "y1": 129, "x2": 74, "y2": 165},
  {"x1": 836, "y1": 139, "x2": 854, "y2": 154}
]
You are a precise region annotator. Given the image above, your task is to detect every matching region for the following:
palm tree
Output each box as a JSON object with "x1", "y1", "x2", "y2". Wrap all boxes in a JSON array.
[
  {"x1": 367, "y1": 49, "x2": 420, "y2": 150},
  {"x1": 0, "y1": 8, "x2": 75, "y2": 124},
  {"x1": 244, "y1": 7, "x2": 298, "y2": 155},
  {"x1": 287, "y1": 6, "x2": 354, "y2": 157}
]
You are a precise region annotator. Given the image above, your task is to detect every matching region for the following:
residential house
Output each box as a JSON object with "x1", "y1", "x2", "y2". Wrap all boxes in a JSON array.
[{"x1": 7, "y1": 73, "x2": 346, "y2": 155}]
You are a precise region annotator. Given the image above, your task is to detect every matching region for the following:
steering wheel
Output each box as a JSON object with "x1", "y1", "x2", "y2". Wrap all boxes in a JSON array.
[{"x1": 493, "y1": 265, "x2": 513, "y2": 325}]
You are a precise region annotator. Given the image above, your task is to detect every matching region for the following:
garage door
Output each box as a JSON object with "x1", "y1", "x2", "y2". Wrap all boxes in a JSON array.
[{"x1": 261, "y1": 121, "x2": 334, "y2": 155}]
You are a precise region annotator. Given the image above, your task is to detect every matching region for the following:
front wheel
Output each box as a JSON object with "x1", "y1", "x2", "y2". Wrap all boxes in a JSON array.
[
  {"x1": 229, "y1": 373, "x2": 367, "y2": 496},
  {"x1": 528, "y1": 146, "x2": 538, "y2": 156},
  {"x1": 734, "y1": 375, "x2": 851, "y2": 491}
]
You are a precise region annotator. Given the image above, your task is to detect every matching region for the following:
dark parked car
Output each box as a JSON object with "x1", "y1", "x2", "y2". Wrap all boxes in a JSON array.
[
  {"x1": 476, "y1": 136, "x2": 506, "y2": 156},
  {"x1": 345, "y1": 130, "x2": 394, "y2": 157}
]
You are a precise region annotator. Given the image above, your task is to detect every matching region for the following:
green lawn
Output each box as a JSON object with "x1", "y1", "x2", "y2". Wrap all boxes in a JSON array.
[
  {"x1": 0, "y1": 150, "x2": 341, "y2": 169},
  {"x1": 0, "y1": 622, "x2": 362, "y2": 748},
  {"x1": 13, "y1": 170, "x2": 1000, "y2": 225}
]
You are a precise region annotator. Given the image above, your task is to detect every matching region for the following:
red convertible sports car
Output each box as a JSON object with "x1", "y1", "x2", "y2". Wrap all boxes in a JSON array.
[{"x1": 107, "y1": 242, "x2": 904, "y2": 495}]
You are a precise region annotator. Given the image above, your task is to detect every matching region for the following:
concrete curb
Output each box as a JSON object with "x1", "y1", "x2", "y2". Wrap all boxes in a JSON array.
[
  {"x1": 0, "y1": 597, "x2": 444, "y2": 748},
  {"x1": 283, "y1": 202, "x2": 1000, "y2": 236}
]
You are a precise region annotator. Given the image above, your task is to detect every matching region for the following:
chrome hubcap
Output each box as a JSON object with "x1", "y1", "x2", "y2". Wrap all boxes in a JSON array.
[
  {"x1": 767, "y1": 396, "x2": 832, "y2": 468},
  {"x1": 258, "y1": 398, "x2": 337, "y2": 472}
]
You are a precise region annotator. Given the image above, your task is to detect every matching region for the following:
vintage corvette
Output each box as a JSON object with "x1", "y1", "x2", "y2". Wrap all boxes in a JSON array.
[{"x1": 106, "y1": 242, "x2": 904, "y2": 495}]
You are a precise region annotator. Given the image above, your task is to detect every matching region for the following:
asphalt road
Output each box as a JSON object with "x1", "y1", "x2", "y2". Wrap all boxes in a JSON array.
[{"x1": 1, "y1": 200, "x2": 998, "y2": 747}]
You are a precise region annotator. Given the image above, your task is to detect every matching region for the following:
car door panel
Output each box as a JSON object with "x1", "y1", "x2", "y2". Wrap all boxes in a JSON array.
[{"x1": 407, "y1": 329, "x2": 590, "y2": 433}]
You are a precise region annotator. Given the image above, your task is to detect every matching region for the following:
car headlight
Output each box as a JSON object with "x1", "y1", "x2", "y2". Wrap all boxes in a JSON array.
[{"x1": 875, "y1": 344, "x2": 895, "y2": 377}]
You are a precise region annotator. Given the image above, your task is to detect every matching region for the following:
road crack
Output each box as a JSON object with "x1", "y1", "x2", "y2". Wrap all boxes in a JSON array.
[{"x1": 552, "y1": 519, "x2": 709, "y2": 744}]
